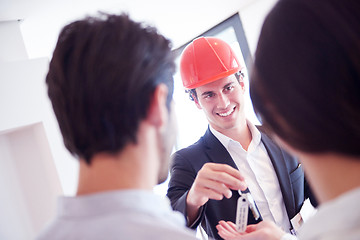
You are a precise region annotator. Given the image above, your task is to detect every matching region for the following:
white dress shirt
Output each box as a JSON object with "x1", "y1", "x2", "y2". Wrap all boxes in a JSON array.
[
  {"x1": 36, "y1": 190, "x2": 198, "y2": 240},
  {"x1": 297, "y1": 187, "x2": 360, "y2": 240},
  {"x1": 210, "y1": 120, "x2": 291, "y2": 232}
]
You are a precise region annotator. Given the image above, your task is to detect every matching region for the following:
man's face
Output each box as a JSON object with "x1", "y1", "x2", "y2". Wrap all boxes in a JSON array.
[
  {"x1": 157, "y1": 101, "x2": 177, "y2": 184},
  {"x1": 194, "y1": 75, "x2": 246, "y2": 135}
]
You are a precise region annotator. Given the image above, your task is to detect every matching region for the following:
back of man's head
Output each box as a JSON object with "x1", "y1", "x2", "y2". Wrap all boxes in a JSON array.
[{"x1": 46, "y1": 13, "x2": 175, "y2": 163}]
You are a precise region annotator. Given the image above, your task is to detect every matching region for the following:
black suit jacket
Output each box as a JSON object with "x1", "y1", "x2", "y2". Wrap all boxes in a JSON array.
[{"x1": 167, "y1": 127, "x2": 316, "y2": 240}]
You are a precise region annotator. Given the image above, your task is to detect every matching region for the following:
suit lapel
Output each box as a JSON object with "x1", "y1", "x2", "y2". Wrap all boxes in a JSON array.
[
  {"x1": 202, "y1": 127, "x2": 238, "y2": 170},
  {"x1": 261, "y1": 133, "x2": 296, "y2": 217}
]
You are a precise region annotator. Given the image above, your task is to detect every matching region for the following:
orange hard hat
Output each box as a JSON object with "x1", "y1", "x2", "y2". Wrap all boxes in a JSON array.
[{"x1": 180, "y1": 37, "x2": 242, "y2": 89}]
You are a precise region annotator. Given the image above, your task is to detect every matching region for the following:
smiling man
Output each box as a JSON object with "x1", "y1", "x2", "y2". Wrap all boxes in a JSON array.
[{"x1": 166, "y1": 37, "x2": 316, "y2": 240}]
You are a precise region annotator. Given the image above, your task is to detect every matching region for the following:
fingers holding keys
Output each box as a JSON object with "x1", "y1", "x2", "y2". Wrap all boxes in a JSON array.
[
  {"x1": 187, "y1": 163, "x2": 247, "y2": 208},
  {"x1": 185, "y1": 163, "x2": 247, "y2": 225}
]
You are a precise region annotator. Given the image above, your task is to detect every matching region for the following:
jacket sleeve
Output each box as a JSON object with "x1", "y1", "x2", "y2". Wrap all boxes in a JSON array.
[{"x1": 166, "y1": 151, "x2": 205, "y2": 229}]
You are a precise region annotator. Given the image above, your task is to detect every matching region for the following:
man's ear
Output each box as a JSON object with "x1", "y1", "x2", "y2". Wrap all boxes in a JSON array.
[
  {"x1": 147, "y1": 84, "x2": 169, "y2": 129},
  {"x1": 239, "y1": 79, "x2": 246, "y2": 93},
  {"x1": 193, "y1": 92, "x2": 202, "y2": 110}
]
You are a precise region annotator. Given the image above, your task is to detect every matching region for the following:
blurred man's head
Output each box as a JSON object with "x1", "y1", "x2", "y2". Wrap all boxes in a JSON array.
[{"x1": 46, "y1": 13, "x2": 176, "y2": 174}]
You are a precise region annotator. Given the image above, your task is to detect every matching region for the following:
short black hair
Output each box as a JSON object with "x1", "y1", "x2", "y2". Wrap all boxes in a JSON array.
[
  {"x1": 46, "y1": 13, "x2": 175, "y2": 163},
  {"x1": 186, "y1": 71, "x2": 244, "y2": 101},
  {"x1": 251, "y1": 0, "x2": 360, "y2": 156}
]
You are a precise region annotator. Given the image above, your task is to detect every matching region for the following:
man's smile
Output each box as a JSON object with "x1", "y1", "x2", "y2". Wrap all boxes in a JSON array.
[{"x1": 217, "y1": 106, "x2": 236, "y2": 117}]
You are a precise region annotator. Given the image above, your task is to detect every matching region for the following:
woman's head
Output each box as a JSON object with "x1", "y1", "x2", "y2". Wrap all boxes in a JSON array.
[{"x1": 251, "y1": 0, "x2": 360, "y2": 157}]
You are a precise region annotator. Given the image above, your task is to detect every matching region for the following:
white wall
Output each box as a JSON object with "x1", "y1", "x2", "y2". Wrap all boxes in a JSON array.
[
  {"x1": 0, "y1": 123, "x2": 63, "y2": 239},
  {"x1": 0, "y1": 20, "x2": 73, "y2": 239},
  {"x1": 0, "y1": 21, "x2": 28, "y2": 61},
  {"x1": 240, "y1": 0, "x2": 278, "y2": 56},
  {"x1": 0, "y1": 38, "x2": 78, "y2": 197}
]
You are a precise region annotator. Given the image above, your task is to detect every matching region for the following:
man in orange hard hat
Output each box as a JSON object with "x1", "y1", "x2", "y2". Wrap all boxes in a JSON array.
[{"x1": 167, "y1": 37, "x2": 316, "y2": 240}]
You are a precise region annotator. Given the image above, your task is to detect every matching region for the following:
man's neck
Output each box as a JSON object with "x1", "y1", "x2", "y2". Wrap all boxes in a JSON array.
[
  {"x1": 76, "y1": 141, "x2": 157, "y2": 196},
  {"x1": 212, "y1": 119, "x2": 252, "y2": 151}
]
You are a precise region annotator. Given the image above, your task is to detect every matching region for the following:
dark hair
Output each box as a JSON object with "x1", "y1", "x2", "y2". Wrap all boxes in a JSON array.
[
  {"x1": 187, "y1": 71, "x2": 244, "y2": 101},
  {"x1": 251, "y1": 0, "x2": 360, "y2": 156},
  {"x1": 46, "y1": 13, "x2": 175, "y2": 163}
]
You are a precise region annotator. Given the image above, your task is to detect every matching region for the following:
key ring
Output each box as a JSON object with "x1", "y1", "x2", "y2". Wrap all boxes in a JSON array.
[{"x1": 236, "y1": 190, "x2": 261, "y2": 232}]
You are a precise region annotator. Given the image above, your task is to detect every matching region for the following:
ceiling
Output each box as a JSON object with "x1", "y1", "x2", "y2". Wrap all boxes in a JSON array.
[{"x1": 0, "y1": 0, "x2": 257, "y2": 59}]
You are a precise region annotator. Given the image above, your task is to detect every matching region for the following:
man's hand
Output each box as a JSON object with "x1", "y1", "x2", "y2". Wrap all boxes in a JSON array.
[
  {"x1": 216, "y1": 220, "x2": 287, "y2": 240},
  {"x1": 186, "y1": 163, "x2": 247, "y2": 224}
]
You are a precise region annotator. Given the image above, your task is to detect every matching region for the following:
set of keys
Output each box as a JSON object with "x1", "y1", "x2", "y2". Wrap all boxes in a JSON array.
[{"x1": 235, "y1": 190, "x2": 261, "y2": 232}]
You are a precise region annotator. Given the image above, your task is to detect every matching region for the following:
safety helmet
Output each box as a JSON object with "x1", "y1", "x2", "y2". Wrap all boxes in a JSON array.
[{"x1": 180, "y1": 37, "x2": 242, "y2": 89}]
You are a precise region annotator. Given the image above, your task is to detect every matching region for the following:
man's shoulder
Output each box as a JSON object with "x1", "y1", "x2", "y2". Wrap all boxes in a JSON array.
[
  {"x1": 255, "y1": 125, "x2": 272, "y2": 138},
  {"x1": 172, "y1": 128, "x2": 223, "y2": 156},
  {"x1": 170, "y1": 131, "x2": 218, "y2": 170},
  {"x1": 36, "y1": 218, "x2": 198, "y2": 240},
  {"x1": 255, "y1": 124, "x2": 298, "y2": 160},
  {"x1": 172, "y1": 136, "x2": 206, "y2": 159},
  {"x1": 256, "y1": 125, "x2": 282, "y2": 148}
]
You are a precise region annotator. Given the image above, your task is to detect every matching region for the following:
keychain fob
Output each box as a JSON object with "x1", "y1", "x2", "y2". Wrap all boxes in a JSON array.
[{"x1": 235, "y1": 194, "x2": 249, "y2": 232}]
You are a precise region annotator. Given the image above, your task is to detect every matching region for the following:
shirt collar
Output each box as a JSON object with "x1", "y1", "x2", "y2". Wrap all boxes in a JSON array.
[
  {"x1": 209, "y1": 119, "x2": 262, "y2": 150},
  {"x1": 58, "y1": 190, "x2": 180, "y2": 219},
  {"x1": 209, "y1": 125, "x2": 232, "y2": 150},
  {"x1": 247, "y1": 119, "x2": 262, "y2": 146}
]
